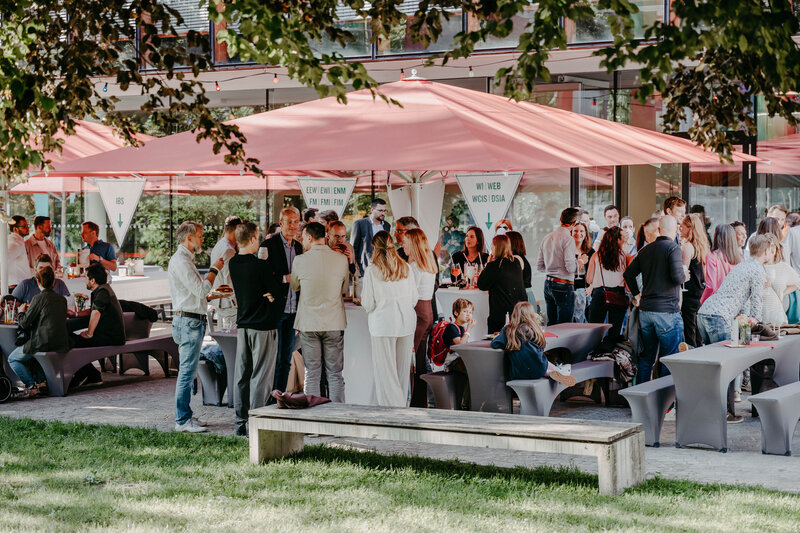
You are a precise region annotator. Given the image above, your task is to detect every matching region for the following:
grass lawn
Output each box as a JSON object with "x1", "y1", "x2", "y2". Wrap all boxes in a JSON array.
[{"x1": 0, "y1": 417, "x2": 798, "y2": 532}]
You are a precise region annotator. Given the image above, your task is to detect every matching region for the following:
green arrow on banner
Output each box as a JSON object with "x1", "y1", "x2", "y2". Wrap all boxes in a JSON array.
[
  {"x1": 117, "y1": 214, "x2": 123, "y2": 228},
  {"x1": 485, "y1": 213, "x2": 492, "y2": 230}
]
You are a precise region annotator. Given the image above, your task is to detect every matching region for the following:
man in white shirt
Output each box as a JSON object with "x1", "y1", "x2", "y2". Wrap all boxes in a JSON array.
[
  {"x1": 168, "y1": 221, "x2": 225, "y2": 433},
  {"x1": 209, "y1": 216, "x2": 241, "y2": 328},
  {"x1": 291, "y1": 222, "x2": 349, "y2": 402},
  {"x1": 8, "y1": 216, "x2": 31, "y2": 287},
  {"x1": 24, "y1": 216, "x2": 61, "y2": 272}
]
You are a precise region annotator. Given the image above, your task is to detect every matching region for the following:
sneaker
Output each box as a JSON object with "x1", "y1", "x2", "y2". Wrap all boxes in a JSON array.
[
  {"x1": 234, "y1": 425, "x2": 248, "y2": 438},
  {"x1": 726, "y1": 414, "x2": 744, "y2": 424},
  {"x1": 556, "y1": 364, "x2": 572, "y2": 376},
  {"x1": 734, "y1": 391, "x2": 742, "y2": 403},
  {"x1": 678, "y1": 342, "x2": 691, "y2": 352},
  {"x1": 191, "y1": 417, "x2": 208, "y2": 427},
  {"x1": 549, "y1": 371, "x2": 577, "y2": 388},
  {"x1": 13, "y1": 386, "x2": 39, "y2": 400},
  {"x1": 175, "y1": 419, "x2": 208, "y2": 433}
]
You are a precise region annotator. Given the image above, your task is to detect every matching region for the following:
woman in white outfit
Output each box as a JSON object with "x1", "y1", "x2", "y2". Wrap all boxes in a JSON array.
[
  {"x1": 361, "y1": 231, "x2": 419, "y2": 407},
  {"x1": 762, "y1": 233, "x2": 800, "y2": 326}
]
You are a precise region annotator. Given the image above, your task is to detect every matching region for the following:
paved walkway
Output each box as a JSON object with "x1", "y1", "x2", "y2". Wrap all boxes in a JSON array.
[{"x1": 2, "y1": 341, "x2": 798, "y2": 493}]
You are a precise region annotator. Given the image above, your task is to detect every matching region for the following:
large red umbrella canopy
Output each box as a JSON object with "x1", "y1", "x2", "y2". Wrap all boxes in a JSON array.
[
  {"x1": 51, "y1": 79, "x2": 759, "y2": 177},
  {"x1": 42, "y1": 119, "x2": 154, "y2": 167}
]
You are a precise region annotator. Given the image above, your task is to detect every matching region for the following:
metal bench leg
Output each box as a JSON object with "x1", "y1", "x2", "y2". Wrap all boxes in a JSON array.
[
  {"x1": 596, "y1": 431, "x2": 645, "y2": 496},
  {"x1": 249, "y1": 419, "x2": 304, "y2": 463}
]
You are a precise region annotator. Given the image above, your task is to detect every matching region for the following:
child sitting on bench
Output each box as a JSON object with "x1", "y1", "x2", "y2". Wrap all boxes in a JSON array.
[{"x1": 491, "y1": 301, "x2": 576, "y2": 386}]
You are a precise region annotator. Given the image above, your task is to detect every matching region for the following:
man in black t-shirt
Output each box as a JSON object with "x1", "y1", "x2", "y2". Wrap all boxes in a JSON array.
[
  {"x1": 72, "y1": 264, "x2": 125, "y2": 348},
  {"x1": 229, "y1": 221, "x2": 283, "y2": 437}
]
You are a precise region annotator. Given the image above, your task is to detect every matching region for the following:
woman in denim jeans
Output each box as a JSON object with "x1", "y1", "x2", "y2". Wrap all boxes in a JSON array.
[{"x1": 572, "y1": 222, "x2": 593, "y2": 323}]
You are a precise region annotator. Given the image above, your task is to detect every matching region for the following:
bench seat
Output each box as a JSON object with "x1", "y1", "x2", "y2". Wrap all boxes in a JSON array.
[
  {"x1": 507, "y1": 360, "x2": 615, "y2": 417},
  {"x1": 249, "y1": 403, "x2": 645, "y2": 496},
  {"x1": 33, "y1": 334, "x2": 179, "y2": 397},
  {"x1": 749, "y1": 382, "x2": 800, "y2": 456},
  {"x1": 618, "y1": 376, "x2": 675, "y2": 447},
  {"x1": 420, "y1": 372, "x2": 467, "y2": 410}
]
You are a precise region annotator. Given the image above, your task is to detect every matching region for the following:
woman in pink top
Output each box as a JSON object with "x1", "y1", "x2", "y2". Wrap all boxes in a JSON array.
[{"x1": 701, "y1": 224, "x2": 743, "y2": 303}]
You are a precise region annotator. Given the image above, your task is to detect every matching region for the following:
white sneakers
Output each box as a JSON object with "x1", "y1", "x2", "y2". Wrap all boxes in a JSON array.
[{"x1": 175, "y1": 418, "x2": 208, "y2": 433}]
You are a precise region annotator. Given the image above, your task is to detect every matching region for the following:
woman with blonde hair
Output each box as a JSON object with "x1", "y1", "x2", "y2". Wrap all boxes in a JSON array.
[
  {"x1": 762, "y1": 233, "x2": 800, "y2": 326},
  {"x1": 477, "y1": 235, "x2": 527, "y2": 333},
  {"x1": 490, "y1": 302, "x2": 576, "y2": 386},
  {"x1": 404, "y1": 228, "x2": 438, "y2": 407},
  {"x1": 679, "y1": 213, "x2": 711, "y2": 346},
  {"x1": 361, "y1": 231, "x2": 419, "y2": 407}
]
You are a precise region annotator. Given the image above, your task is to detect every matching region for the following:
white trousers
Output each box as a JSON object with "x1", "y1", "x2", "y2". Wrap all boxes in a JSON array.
[{"x1": 370, "y1": 334, "x2": 414, "y2": 407}]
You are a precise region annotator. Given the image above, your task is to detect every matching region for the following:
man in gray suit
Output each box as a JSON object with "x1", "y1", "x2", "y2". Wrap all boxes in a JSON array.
[
  {"x1": 291, "y1": 222, "x2": 350, "y2": 402},
  {"x1": 351, "y1": 198, "x2": 390, "y2": 275}
]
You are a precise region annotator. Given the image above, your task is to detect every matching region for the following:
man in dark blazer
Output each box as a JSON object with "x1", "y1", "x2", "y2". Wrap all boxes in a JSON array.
[
  {"x1": 259, "y1": 206, "x2": 303, "y2": 395},
  {"x1": 351, "y1": 198, "x2": 390, "y2": 276}
]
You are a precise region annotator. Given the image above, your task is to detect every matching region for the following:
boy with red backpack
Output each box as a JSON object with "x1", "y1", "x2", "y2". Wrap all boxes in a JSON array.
[{"x1": 429, "y1": 298, "x2": 475, "y2": 372}]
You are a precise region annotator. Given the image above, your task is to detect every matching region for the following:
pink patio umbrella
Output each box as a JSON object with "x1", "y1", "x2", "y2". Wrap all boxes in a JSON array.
[{"x1": 52, "y1": 79, "x2": 759, "y2": 179}]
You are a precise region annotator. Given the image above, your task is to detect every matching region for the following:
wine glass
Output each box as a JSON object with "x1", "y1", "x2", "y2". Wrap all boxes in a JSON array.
[{"x1": 451, "y1": 262, "x2": 462, "y2": 282}]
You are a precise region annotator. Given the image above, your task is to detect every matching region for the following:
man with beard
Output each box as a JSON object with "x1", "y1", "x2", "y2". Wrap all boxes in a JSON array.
[
  {"x1": 351, "y1": 198, "x2": 390, "y2": 276},
  {"x1": 25, "y1": 216, "x2": 61, "y2": 272}
]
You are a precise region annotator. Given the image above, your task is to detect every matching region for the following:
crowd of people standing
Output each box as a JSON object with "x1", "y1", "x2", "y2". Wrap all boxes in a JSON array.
[{"x1": 539, "y1": 198, "x2": 800, "y2": 423}]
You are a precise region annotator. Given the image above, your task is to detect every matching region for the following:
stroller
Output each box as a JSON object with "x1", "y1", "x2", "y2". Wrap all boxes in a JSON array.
[{"x1": 0, "y1": 363, "x2": 11, "y2": 403}]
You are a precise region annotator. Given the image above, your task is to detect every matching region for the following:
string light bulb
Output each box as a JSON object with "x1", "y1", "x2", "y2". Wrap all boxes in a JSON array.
[
  {"x1": 592, "y1": 97, "x2": 597, "y2": 107},
  {"x1": 400, "y1": 68, "x2": 405, "y2": 80},
  {"x1": 102, "y1": 82, "x2": 108, "y2": 92},
  {"x1": 215, "y1": 81, "x2": 221, "y2": 92},
  {"x1": 468, "y1": 66, "x2": 474, "y2": 77},
  {"x1": 273, "y1": 73, "x2": 279, "y2": 84}
]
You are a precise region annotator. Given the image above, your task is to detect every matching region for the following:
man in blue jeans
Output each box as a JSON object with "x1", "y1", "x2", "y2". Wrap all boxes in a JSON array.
[
  {"x1": 537, "y1": 207, "x2": 582, "y2": 325},
  {"x1": 623, "y1": 215, "x2": 685, "y2": 382},
  {"x1": 168, "y1": 221, "x2": 225, "y2": 433}
]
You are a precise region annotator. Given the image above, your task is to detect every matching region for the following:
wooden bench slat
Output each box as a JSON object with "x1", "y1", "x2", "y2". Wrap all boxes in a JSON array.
[{"x1": 249, "y1": 404, "x2": 640, "y2": 444}]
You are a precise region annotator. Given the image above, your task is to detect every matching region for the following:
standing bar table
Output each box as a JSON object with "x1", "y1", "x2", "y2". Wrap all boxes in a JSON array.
[{"x1": 661, "y1": 336, "x2": 800, "y2": 452}]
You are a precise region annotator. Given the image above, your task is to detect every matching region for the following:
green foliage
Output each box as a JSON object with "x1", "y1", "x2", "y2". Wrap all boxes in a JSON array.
[
  {"x1": 133, "y1": 194, "x2": 260, "y2": 267},
  {"x1": 1, "y1": 416, "x2": 799, "y2": 532},
  {"x1": 0, "y1": 0, "x2": 256, "y2": 200}
]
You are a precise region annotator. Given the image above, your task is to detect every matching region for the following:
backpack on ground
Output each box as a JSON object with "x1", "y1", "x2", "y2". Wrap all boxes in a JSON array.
[{"x1": 429, "y1": 320, "x2": 456, "y2": 366}]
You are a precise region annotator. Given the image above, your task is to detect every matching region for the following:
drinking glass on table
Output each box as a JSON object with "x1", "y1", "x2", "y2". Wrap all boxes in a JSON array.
[{"x1": 451, "y1": 261, "x2": 462, "y2": 282}]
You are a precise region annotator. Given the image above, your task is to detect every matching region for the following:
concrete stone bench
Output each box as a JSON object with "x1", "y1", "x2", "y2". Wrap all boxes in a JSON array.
[
  {"x1": 618, "y1": 376, "x2": 675, "y2": 447},
  {"x1": 420, "y1": 372, "x2": 467, "y2": 410},
  {"x1": 749, "y1": 382, "x2": 800, "y2": 456},
  {"x1": 507, "y1": 360, "x2": 615, "y2": 417},
  {"x1": 249, "y1": 403, "x2": 645, "y2": 496},
  {"x1": 33, "y1": 334, "x2": 179, "y2": 397}
]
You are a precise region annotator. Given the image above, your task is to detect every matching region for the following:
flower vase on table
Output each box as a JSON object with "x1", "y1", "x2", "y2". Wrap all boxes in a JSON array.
[{"x1": 74, "y1": 293, "x2": 89, "y2": 313}]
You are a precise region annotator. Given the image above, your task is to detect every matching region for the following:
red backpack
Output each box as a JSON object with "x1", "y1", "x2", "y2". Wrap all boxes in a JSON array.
[{"x1": 429, "y1": 320, "x2": 456, "y2": 366}]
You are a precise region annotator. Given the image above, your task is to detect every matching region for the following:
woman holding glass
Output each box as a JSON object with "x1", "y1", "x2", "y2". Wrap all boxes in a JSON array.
[
  {"x1": 679, "y1": 214, "x2": 710, "y2": 347},
  {"x1": 572, "y1": 222, "x2": 594, "y2": 323},
  {"x1": 450, "y1": 226, "x2": 489, "y2": 284}
]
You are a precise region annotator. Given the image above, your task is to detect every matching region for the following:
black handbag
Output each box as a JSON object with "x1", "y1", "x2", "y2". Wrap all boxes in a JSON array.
[
  {"x1": 14, "y1": 325, "x2": 29, "y2": 347},
  {"x1": 600, "y1": 266, "x2": 629, "y2": 308}
]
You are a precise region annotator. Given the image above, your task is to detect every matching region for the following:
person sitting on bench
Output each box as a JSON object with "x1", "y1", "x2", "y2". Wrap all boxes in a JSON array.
[
  {"x1": 491, "y1": 301, "x2": 577, "y2": 387},
  {"x1": 8, "y1": 266, "x2": 72, "y2": 399},
  {"x1": 12, "y1": 254, "x2": 74, "y2": 309},
  {"x1": 72, "y1": 263, "x2": 126, "y2": 348}
]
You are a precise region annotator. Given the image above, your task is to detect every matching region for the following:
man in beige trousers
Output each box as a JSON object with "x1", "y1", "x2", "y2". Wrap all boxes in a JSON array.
[{"x1": 291, "y1": 221, "x2": 350, "y2": 402}]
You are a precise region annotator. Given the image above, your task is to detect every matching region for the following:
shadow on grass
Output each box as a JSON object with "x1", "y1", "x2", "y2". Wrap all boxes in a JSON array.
[{"x1": 292, "y1": 444, "x2": 599, "y2": 490}]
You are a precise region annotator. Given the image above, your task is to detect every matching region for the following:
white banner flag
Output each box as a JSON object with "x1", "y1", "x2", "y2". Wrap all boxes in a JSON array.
[
  {"x1": 456, "y1": 172, "x2": 522, "y2": 239},
  {"x1": 95, "y1": 178, "x2": 146, "y2": 245},
  {"x1": 297, "y1": 177, "x2": 358, "y2": 218}
]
